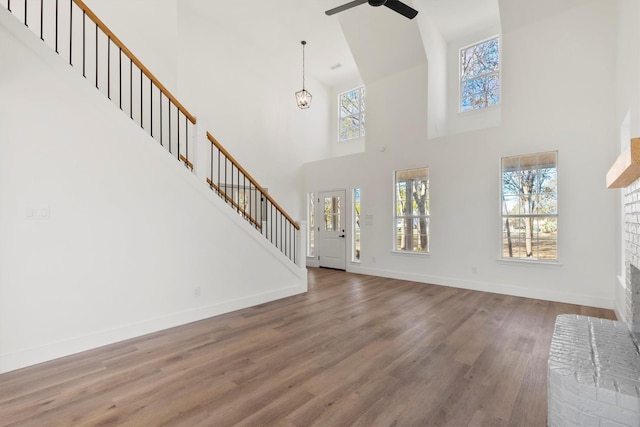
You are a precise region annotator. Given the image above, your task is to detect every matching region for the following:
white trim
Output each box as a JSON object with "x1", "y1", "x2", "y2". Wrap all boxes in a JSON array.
[
  {"x1": 458, "y1": 35, "x2": 501, "y2": 114},
  {"x1": 0, "y1": 282, "x2": 306, "y2": 374},
  {"x1": 337, "y1": 86, "x2": 365, "y2": 142},
  {"x1": 346, "y1": 265, "x2": 613, "y2": 310}
]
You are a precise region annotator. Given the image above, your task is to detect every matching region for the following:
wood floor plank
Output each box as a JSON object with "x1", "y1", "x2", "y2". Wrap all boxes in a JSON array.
[{"x1": 0, "y1": 268, "x2": 617, "y2": 426}]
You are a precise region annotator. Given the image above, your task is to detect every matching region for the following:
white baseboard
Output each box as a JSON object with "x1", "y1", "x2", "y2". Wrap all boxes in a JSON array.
[
  {"x1": 0, "y1": 283, "x2": 306, "y2": 374},
  {"x1": 347, "y1": 265, "x2": 614, "y2": 310}
]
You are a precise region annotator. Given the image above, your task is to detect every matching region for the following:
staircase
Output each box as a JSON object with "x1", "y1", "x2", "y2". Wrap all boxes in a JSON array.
[
  {"x1": 0, "y1": 0, "x2": 306, "y2": 374},
  {"x1": 0, "y1": 0, "x2": 300, "y2": 264}
]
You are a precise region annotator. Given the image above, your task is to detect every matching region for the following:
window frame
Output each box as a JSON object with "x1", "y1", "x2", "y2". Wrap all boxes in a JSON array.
[
  {"x1": 393, "y1": 168, "x2": 430, "y2": 254},
  {"x1": 307, "y1": 192, "x2": 315, "y2": 258},
  {"x1": 500, "y1": 151, "x2": 558, "y2": 263},
  {"x1": 459, "y1": 35, "x2": 501, "y2": 113},
  {"x1": 353, "y1": 188, "x2": 361, "y2": 263},
  {"x1": 338, "y1": 86, "x2": 366, "y2": 142}
]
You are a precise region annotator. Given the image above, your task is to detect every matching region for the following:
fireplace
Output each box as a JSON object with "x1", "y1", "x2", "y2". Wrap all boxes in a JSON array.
[{"x1": 547, "y1": 143, "x2": 640, "y2": 426}]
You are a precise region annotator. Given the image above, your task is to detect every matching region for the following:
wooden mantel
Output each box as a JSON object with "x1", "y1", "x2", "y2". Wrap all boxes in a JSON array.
[{"x1": 607, "y1": 138, "x2": 640, "y2": 188}]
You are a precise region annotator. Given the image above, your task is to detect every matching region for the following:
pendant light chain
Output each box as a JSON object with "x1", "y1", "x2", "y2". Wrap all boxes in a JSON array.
[
  {"x1": 295, "y1": 40, "x2": 312, "y2": 109},
  {"x1": 302, "y1": 40, "x2": 306, "y2": 90}
]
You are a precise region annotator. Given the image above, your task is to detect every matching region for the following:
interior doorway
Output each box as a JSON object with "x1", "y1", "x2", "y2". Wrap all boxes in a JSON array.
[{"x1": 317, "y1": 190, "x2": 346, "y2": 270}]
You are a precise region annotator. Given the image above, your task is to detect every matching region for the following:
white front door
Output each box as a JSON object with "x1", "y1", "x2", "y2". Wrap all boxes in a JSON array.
[{"x1": 318, "y1": 190, "x2": 346, "y2": 270}]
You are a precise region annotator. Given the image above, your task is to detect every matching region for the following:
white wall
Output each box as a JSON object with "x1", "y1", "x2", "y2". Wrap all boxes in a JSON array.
[
  {"x1": 414, "y1": 3, "x2": 448, "y2": 140},
  {"x1": 0, "y1": 10, "x2": 305, "y2": 374},
  {"x1": 84, "y1": 0, "x2": 179, "y2": 92},
  {"x1": 612, "y1": 0, "x2": 640, "y2": 320},
  {"x1": 305, "y1": 0, "x2": 619, "y2": 308},
  {"x1": 175, "y1": 2, "x2": 332, "y2": 222}
]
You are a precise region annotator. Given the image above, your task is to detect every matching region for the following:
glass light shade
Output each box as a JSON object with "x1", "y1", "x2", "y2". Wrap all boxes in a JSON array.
[{"x1": 295, "y1": 89, "x2": 312, "y2": 109}]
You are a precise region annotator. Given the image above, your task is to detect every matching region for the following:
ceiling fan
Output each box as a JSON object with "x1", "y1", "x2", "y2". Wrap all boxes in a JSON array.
[{"x1": 325, "y1": 0, "x2": 418, "y2": 20}]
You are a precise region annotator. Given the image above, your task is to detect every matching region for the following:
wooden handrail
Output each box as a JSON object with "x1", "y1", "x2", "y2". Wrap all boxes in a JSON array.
[
  {"x1": 179, "y1": 154, "x2": 194, "y2": 170},
  {"x1": 72, "y1": 0, "x2": 196, "y2": 124},
  {"x1": 207, "y1": 132, "x2": 300, "y2": 230},
  {"x1": 206, "y1": 178, "x2": 262, "y2": 229}
]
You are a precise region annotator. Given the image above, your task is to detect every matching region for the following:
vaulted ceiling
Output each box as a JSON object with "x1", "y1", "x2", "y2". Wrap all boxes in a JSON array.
[
  {"x1": 182, "y1": 0, "x2": 591, "y2": 89},
  {"x1": 184, "y1": 0, "x2": 499, "y2": 88}
]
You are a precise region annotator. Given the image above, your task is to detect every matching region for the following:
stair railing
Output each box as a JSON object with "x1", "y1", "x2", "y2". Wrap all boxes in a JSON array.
[
  {"x1": 1, "y1": 0, "x2": 300, "y2": 264},
  {"x1": 2, "y1": 0, "x2": 196, "y2": 168},
  {"x1": 207, "y1": 132, "x2": 300, "y2": 263}
]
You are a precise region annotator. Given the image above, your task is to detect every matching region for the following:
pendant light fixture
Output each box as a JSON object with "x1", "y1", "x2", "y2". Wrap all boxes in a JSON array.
[{"x1": 295, "y1": 40, "x2": 312, "y2": 109}]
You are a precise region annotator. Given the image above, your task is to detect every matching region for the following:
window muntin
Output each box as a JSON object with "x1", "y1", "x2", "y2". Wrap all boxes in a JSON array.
[
  {"x1": 501, "y1": 151, "x2": 558, "y2": 261},
  {"x1": 323, "y1": 196, "x2": 341, "y2": 232},
  {"x1": 394, "y1": 168, "x2": 429, "y2": 253},
  {"x1": 460, "y1": 36, "x2": 500, "y2": 113},
  {"x1": 339, "y1": 86, "x2": 365, "y2": 141},
  {"x1": 353, "y1": 188, "x2": 361, "y2": 262}
]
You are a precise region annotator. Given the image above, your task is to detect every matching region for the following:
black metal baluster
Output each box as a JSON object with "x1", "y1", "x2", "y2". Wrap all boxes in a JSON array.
[
  {"x1": 159, "y1": 92, "x2": 163, "y2": 146},
  {"x1": 224, "y1": 156, "x2": 227, "y2": 200},
  {"x1": 177, "y1": 110, "x2": 180, "y2": 160},
  {"x1": 185, "y1": 116, "x2": 188, "y2": 166},
  {"x1": 39, "y1": 0, "x2": 43, "y2": 40},
  {"x1": 271, "y1": 204, "x2": 274, "y2": 244},
  {"x1": 129, "y1": 59, "x2": 133, "y2": 120},
  {"x1": 150, "y1": 80, "x2": 153, "y2": 138},
  {"x1": 168, "y1": 103, "x2": 172, "y2": 154},
  {"x1": 209, "y1": 142, "x2": 214, "y2": 189},
  {"x1": 82, "y1": 10, "x2": 85, "y2": 77},
  {"x1": 217, "y1": 148, "x2": 221, "y2": 195},
  {"x1": 23, "y1": 0, "x2": 27, "y2": 26},
  {"x1": 140, "y1": 69, "x2": 143, "y2": 129},
  {"x1": 242, "y1": 175, "x2": 246, "y2": 219},
  {"x1": 7, "y1": 0, "x2": 11, "y2": 13},
  {"x1": 69, "y1": 0, "x2": 72, "y2": 65},
  {"x1": 55, "y1": 0, "x2": 58, "y2": 53},
  {"x1": 232, "y1": 164, "x2": 236, "y2": 211},
  {"x1": 95, "y1": 23, "x2": 98, "y2": 88},
  {"x1": 118, "y1": 48, "x2": 122, "y2": 110},
  {"x1": 107, "y1": 36, "x2": 111, "y2": 99}
]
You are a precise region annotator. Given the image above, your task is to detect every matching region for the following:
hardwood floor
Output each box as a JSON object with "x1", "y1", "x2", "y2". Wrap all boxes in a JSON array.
[{"x1": 0, "y1": 268, "x2": 616, "y2": 426}]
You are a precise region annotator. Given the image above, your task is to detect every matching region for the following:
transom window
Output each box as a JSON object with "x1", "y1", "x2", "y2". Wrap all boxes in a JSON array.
[
  {"x1": 501, "y1": 151, "x2": 558, "y2": 261},
  {"x1": 460, "y1": 36, "x2": 500, "y2": 112},
  {"x1": 394, "y1": 168, "x2": 429, "y2": 253},
  {"x1": 339, "y1": 86, "x2": 365, "y2": 141}
]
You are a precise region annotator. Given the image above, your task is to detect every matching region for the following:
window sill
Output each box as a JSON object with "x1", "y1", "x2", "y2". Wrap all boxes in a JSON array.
[
  {"x1": 497, "y1": 258, "x2": 562, "y2": 268},
  {"x1": 458, "y1": 103, "x2": 501, "y2": 116},
  {"x1": 392, "y1": 250, "x2": 430, "y2": 257}
]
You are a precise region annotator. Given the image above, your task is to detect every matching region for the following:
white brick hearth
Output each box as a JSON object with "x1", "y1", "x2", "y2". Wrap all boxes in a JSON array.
[{"x1": 548, "y1": 315, "x2": 640, "y2": 426}]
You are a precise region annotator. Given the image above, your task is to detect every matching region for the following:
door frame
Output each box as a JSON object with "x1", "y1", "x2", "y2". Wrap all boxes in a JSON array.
[{"x1": 309, "y1": 189, "x2": 348, "y2": 270}]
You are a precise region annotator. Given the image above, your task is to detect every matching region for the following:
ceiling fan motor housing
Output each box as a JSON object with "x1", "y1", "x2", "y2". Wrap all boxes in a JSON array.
[{"x1": 369, "y1": 0, "x2": 387, "y2": 6}]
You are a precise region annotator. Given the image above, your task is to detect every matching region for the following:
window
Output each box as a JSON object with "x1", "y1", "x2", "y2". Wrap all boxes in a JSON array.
[
  {"x1": 394, "y1": 168, "x2": 429, "y2": 253},
  {"x1": 353, "y1": 188, "x2": 361, "y2": 262},
  {"x1": 339, "y1": 86, "x2": 365, "y2": 141},
  {"x1": 501, "y1": 151, "x2": 558, "y2": 261},
  {"x1": 307, "y1": 192, "x2": 315, "y2": 257},
  {"x1": 460, "y1": 36, "x2": 500, "y2": 112}
]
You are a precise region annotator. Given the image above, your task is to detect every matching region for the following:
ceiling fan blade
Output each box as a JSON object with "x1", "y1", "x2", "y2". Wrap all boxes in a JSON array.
[
  {"x1": 384, "y1": 0, "x2": 419, "y2": 19},
  {"x1": 325, "y1": 0, "x2": 369, "y2": 16}
]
